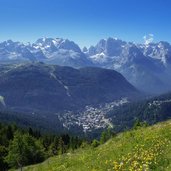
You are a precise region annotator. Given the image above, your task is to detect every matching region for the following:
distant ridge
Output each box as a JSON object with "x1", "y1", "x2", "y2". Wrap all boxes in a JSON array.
[
  {"x1": 0, "y1": 62, "x2": 140, "y2": 114},
  {"x1": 0, "y1": 37, "x2": 171, "y2": 94}
]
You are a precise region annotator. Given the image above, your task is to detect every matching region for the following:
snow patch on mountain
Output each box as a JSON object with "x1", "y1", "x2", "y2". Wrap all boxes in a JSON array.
[{"x1": 0, "y1": 37, "x2": 171, "y2": 94}]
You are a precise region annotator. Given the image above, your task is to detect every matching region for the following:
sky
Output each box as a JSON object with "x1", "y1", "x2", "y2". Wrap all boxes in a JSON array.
[{"x1": 0, "y1": 0, "x2": 170, "y2": 47}]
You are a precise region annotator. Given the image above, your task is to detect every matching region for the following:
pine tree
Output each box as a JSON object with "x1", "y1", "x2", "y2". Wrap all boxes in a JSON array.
[
  {"x1": 0, "y1": 145, "x2": 8, "y2": 171},
  {"x1": 50, "y1": 136, "x2": 59, "y2": 155},
  {"x1": 6, "y1": 125, "x2": 13, "y2": 140},
  {"x1": 100, "y1": 131, "x2": 107, "y2": 144},
  {"x1": 28, "y1": 127, "x2": 33, "y2": 136},
  {"x1": 5, "y1": 131, "x2": 45, "y2": 169},
  {"x1": 5, "y1": 131, "x2": 27, "y2": 170},
  {"x1": 58, "y1": 137, "x2": 65, "y2": 154}
]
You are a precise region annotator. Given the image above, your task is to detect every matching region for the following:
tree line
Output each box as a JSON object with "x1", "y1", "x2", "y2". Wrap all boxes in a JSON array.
[{"x1": 0, "y1": 122, "x2": 83, "y2": 171}]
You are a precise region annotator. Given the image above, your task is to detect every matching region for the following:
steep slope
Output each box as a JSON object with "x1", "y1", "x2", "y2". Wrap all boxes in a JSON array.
[
  {"x1": 1, "y1": 63, "x2": 171, "y2": 136},
  {"x1": 1, "y1": 37, "x2": 171, "y2": 94},
  {"x1": 0, "y1": 40, "x2": 35, "y2": 63},
  {"x1": 0, "y1": 62, "x2": 139, "y2": 114},
  {"x1": 23, "y1": 120, "x2": 171, "y2": 171},
  {"x1": 86, "y1": 38, "x2": 171, "y2": 94},
  {"x1": 0, "y1": 38, "x2": 92, "y2": 68}
]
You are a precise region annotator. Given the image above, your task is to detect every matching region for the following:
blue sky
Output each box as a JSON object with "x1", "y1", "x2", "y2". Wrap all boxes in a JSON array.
[{"x1": 0, "y1": 0, "x2": 170, "y2": 47}]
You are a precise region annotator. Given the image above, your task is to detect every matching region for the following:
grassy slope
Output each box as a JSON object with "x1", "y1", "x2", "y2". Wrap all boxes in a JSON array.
[{"x1": 22, "y1": 120, "x2": 171, "y2": 171}]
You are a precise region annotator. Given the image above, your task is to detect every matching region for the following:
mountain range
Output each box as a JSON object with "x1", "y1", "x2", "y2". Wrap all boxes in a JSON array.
[{"x1": 0, "y1": 37, "x2": 171, "y2": 94}]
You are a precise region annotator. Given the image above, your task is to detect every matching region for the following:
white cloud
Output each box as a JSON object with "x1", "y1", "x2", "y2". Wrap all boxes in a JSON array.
[{"x1": 143, "y1": 34, "x2": 154, "y2": 45}]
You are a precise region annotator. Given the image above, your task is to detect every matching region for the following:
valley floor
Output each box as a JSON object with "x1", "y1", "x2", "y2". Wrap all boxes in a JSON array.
[{"x1": 17, "y1": 120, "x2": 171, "y2": 171}]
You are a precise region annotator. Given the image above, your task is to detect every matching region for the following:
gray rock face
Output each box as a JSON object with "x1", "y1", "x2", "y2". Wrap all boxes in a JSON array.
[
  {"x1": 0, "y1": 38, "x2": 92, "y2": 68},
  {"x1": 87, "y1": 39, "x2": 171, "y2": 94},
  {"x1": 0, "y1": 37, "x2": 171, "y2": 94}
]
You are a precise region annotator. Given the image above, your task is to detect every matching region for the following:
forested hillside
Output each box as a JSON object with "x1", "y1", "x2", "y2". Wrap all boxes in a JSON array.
[{"x1": 0, "y1": 123, "x2": 83, "y2": 171}]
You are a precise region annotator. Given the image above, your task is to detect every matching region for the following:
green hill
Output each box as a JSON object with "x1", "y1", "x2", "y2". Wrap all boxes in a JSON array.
[{"x1": 21, "y1": 120, "x2": 171, "y2": 171}]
